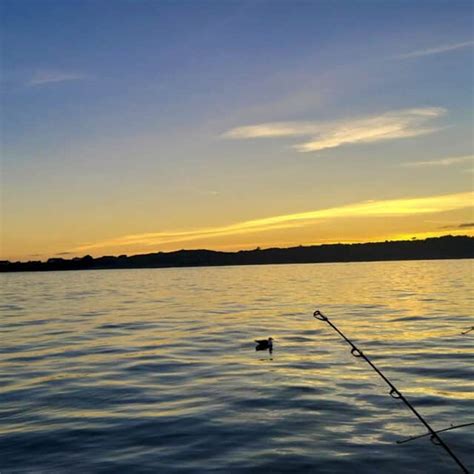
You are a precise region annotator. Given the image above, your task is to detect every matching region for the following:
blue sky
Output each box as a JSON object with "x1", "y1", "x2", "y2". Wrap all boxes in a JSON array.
[{"x1": 1, "y1": 0, "x2": 473, "y2": 260}]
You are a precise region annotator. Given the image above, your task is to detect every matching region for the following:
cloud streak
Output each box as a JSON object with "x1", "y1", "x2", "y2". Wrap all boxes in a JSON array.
[
  {"x1": 401, "y1": 155, "x2": 473, "y2": 168},
  {"x1": 28, "y1": 70, "x2": 89, "y2": 86},
  {"x1": 396, "y1": 40, "x2": 474, "y2": 59},
  {"x1": 223, "y1": 108, "x2": 445, "y2": 152},
  {"x1": 74, "y1": 191, "x2": 473, "y2": 252},
  {"x1": 440, "y1": 222, "x2": 474, "y2": 230}
]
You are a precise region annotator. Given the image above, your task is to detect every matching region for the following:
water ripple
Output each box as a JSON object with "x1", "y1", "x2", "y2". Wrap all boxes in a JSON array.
[{"x1": 0, "y1": 260, "x2": 473, "y2": 473}]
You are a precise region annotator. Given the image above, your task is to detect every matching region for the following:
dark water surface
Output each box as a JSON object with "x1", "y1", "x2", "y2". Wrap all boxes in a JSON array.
[{"x1": 1, "y1": 260, "x2": 473, "y2": 473}]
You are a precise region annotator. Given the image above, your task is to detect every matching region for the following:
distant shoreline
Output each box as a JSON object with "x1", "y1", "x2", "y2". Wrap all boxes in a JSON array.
[{"x1": 1, "y1": 235, "x2": 473, "y2": 273}]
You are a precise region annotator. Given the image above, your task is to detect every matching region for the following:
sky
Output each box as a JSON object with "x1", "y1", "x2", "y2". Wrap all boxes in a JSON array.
[{"x1": 1, "y1": 0, "x2": 473, "y2": 261}]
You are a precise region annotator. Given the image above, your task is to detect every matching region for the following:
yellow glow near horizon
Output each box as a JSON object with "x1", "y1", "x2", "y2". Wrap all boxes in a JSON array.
[{"x1": 68, "y1": 191, "x2": 473, "y2": 255}]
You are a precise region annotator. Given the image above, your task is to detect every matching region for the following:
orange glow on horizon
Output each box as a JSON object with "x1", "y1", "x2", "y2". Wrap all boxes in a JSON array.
[{"x1": 2, "y1": 191, "x2": 472, "y2": 262}]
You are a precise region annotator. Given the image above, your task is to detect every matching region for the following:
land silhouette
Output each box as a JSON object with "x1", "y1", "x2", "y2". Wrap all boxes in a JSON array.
[{"x1": 1, "y1": 235, "x2": 472, "y2": 273}]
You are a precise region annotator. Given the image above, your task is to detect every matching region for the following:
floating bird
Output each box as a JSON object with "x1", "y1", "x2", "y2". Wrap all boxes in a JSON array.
[{"x1": 255, "y1": 337, "x2": 274, "y2": 352}]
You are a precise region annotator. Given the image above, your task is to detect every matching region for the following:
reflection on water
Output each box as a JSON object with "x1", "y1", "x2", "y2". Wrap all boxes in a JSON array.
[{"x1": 0, "y1": 260, "x2": 473, "y2": 473}]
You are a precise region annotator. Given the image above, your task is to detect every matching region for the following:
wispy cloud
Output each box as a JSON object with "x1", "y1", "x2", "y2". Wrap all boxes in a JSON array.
[
  {"x1": 223, "y1": 108, "x2": 445, "y2": 152},
  {"x1": 400, "y1": 155, "x2": 473, "y2": 168},
  {"x1": 73, "y1": 191, "x2": 473, "y2": 252},
  {"x1": 28, "y1": 70, "x2": 89, "y2": 86},
  {"x1": 396, "y1": 40, "x2": 474, "y2": 59},
  {"x1": 440, "y1": 222, "x2": 474, "y2": 230}
]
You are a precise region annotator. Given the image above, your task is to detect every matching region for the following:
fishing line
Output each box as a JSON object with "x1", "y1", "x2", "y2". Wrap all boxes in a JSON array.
[
  {"x1": 396, "y1": 422, "x2": 474, "y2": 445},
  {"x1": 313, "y1": 309, "x2": 469, "y2": 474}
]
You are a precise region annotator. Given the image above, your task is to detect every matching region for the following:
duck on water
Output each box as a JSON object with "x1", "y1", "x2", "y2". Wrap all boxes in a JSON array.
[{"x1": 255, "y1": 337, "x2": 274, "y2": 353}]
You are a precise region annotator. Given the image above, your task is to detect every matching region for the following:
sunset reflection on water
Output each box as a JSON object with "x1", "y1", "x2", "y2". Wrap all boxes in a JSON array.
[{"x1": 1, "y1": 259, "x2": 472, "y2": 473}]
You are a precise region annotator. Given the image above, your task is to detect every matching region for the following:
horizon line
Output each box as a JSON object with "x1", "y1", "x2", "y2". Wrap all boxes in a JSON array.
[{"x1": 4, "y1": 234, "x2": 473, "y2": 265}]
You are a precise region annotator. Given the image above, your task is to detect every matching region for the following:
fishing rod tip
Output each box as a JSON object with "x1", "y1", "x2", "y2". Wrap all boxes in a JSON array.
[{"x1": 313, "y1": 310, "x2": 328, "y2": 321}]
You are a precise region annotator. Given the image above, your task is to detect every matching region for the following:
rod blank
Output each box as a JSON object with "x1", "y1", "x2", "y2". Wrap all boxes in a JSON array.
[{"x1": 313, "y1": 309, "x2": 469, "y2": 474}]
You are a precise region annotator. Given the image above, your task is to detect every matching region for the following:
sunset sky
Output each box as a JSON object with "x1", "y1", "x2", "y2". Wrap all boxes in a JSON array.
[{"x1": 1, "y1": 0, "x2": 473, "y2": 261}]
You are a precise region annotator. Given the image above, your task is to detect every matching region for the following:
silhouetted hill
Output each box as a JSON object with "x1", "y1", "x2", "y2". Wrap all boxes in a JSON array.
[{"x1": 1, "y1": 235, "x2": 472, "y2": 273}]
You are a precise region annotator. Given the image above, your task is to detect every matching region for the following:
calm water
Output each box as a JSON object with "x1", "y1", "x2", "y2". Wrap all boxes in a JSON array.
[{"x1": 1, "y1": 260, "x2": 473, "y2": 473}]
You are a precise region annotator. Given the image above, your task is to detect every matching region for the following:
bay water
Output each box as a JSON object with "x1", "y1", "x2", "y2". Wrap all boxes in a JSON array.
[{"x1": 1, "y1": 260, "x2": 473, "y2": 473}]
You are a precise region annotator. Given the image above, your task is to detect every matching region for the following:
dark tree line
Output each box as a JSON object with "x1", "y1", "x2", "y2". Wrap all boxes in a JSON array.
[{"x1": 1, "y1": 235, "x2": 472, "y2": 273}]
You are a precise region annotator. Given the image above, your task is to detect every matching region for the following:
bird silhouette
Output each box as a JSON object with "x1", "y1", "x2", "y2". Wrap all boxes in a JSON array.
[{"x1": 255, "y1": 337, "x2": 274, "y2": 352}]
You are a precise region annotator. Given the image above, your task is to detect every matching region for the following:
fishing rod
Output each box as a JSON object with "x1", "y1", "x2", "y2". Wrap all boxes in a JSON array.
[
  {"x1": 397, "y1": 422, "x2": 474, "y2": 445},
  {"x1": 313, "y1": 310, "x2": 469, "y2": 474}
]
